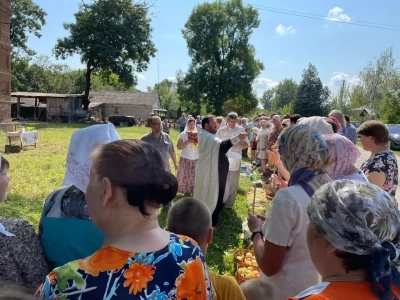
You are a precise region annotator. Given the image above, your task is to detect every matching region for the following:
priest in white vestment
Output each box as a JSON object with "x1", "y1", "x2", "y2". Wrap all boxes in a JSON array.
[
  {"x1": 193, "y1": 115, "x2": 248, "y2": 226},
  {"x1": 216, "y1": 112, "x2": 249, "y2": 208}
]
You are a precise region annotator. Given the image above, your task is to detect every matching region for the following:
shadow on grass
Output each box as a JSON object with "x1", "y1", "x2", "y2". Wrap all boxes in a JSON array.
[{"x1": 207, "y1": 207, "x2": 243, "y2": 274}]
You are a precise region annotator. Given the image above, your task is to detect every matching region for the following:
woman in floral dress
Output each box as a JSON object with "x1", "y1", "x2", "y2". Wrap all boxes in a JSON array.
[
  {"x1": 176, "y1": 117, "x2": 199, "y2": 194},
  {"x1": 37, "y1": 140, "x2": 212, "y2": 299},
  {"x1": 358, "y1": 120, "x2": 398, "y2": 197}
]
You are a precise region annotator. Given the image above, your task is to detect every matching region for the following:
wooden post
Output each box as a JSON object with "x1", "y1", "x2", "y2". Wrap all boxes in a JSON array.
[
  {"x1": 34, "y1": 97, "x2": 37, "y2": 120},
  {"x1": 17, "y1": 96, "x2": 20, "y2": 118}
]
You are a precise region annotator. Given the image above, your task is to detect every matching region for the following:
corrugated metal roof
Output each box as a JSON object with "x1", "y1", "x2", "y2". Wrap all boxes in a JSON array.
[
  {"x1": 11, "y1": 97, "x2": 47, "y2": 107},
  {"x1": 11, "y1": 92, "x2": 84, "y2": 98},
  {"x1": 88, "y1": 91, "x2": 159, "y2": 106}
]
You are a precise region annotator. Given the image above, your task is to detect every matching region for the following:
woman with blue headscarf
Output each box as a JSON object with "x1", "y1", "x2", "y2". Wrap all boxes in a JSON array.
[
  {"x1": 247, "y1": 125, "x2": 332, "y2": 300},
  {"x1": 291, "y1": 180, "x2": 400, "y2": 300}
]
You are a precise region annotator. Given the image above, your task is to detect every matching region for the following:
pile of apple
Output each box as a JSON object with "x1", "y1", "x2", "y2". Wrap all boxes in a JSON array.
[{"x1": 236, "y1": 252, "x2": 260, "y2": 279}]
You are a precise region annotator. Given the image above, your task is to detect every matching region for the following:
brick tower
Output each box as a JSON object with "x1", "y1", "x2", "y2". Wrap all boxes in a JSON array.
[{"x1": 0, "y1": 0, "x2": 12, "y2": 122}]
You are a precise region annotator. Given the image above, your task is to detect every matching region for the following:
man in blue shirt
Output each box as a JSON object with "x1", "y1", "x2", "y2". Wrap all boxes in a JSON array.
[
  {"x1": 177, "y1": 113, "x2": 187, "y2": 132},
  {"x1": 343, "y1": 115, "x2": 358, "y2": 144}
]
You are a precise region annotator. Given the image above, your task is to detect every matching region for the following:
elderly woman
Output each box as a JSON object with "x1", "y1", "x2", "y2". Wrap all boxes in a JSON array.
[
  {"x1": 358, "y1": 120, "x2": 398, "y2": 197},
  {"x1": 248, "y1": 125, "x2": 332, "y2": 300},
  {"x1": 39, "y1": 123, "x2": 120, "y2": 268},
  {"x1": 0, "y1": 156, "x2": 49, "y2": 291},
  {"x1": 323, "y1": 134, "x2": 367, "y2": 182},
  {"x1": 329, "y1": 109, "x2": 346, "y2": 134},
  {"x1": 37, "y1": 140, "x2": 212, "y2": 299},
  {"x1": 176, "y1": 117, "x2": 199, "y2": 194},
  {"x1": 290, "y1": 180, "x2": 400, "y2": 299}
]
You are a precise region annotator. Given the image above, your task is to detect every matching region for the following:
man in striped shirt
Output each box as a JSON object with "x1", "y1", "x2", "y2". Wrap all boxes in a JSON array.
[{"x1": 344, "y1": 115, "x2": 358, "y2": 144}]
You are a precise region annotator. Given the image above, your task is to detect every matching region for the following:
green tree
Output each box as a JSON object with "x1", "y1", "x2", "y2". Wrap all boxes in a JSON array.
[
  {"x1": 180, "y1": 0, "x2": 263, "y2": 115},
  {"x1": 147, "y1": 79, "x2": 180, "y2": 110},
  {"x1": 222, "y1": 94, "x2": 258, "y2": 116},
  {"x1": 293, "y1": 63, "x2": 330, "y2": 117},
  {"x1": 54, "y1": 0, "x2": 156, "y2": 109},
  {"x1": 11, "y1": 55, "x2": 33, "y2": 92},
  {"x1": 11, "y1": 0, "x2": 46, "y2": 56},
  {"x1": 272, "y1": 79, "x2": 298, "y2": 112},
  {"x1": 259, "y1": 89, "x2": 274, "y2": 111}
]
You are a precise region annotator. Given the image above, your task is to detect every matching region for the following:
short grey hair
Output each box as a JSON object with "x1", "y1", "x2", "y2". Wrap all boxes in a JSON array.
[{"x1": 227, "y1": 112, "x2": 238, "y2": 120}]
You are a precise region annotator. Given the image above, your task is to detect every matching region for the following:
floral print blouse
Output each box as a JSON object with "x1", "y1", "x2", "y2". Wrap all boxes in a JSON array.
[
  {"x1": 37, "y1": 233, "x2": 213, "y2": 299},
  {"x1": 0, "y1": 217, "x2": 50, "y2": 292},
  {"x1": 360, "y1": 150, "x2": 398, "y2": 197}
]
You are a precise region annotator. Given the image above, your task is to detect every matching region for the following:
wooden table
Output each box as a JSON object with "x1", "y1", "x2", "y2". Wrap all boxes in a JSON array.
[{"x1": 6, "y1": 131, "x2": 39, "y2": 148}]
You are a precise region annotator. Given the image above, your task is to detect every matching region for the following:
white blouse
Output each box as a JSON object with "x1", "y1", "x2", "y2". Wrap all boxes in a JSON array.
[{"x1": 178, "y1": 132, "x2": 199, "y2": 160}]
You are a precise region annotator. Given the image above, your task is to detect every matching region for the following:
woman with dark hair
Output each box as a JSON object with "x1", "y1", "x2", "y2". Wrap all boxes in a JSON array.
[
  {"x1": 0, "y1": 156, "x2": 49, "y2": 292},
  {"x1": 358, "y1": 120, "x2": 398, "y2": 197},
  {"x1": 37, "y1": 140, "x2": 212, "y2": 299},
  {"x1": 291, "y1": 180, "x2": 400, "y2": 299}
]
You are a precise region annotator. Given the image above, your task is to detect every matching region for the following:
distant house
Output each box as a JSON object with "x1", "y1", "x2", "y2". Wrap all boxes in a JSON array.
[
  {"x1": 11, "y1": 92, "x2": 86, "y2": 122},
  {"x1": 88, "y1": 91, "x2": 160, "y2": 120}
]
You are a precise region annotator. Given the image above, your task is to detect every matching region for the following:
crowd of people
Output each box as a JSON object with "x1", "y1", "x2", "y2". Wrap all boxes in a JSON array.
[{"x1": 0, "y1": 109, "x2": 399, "y2": 300}]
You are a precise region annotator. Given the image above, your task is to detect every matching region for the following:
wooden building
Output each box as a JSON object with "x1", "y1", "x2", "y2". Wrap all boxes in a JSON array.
[
  {"x1": 0, "y1": 0, "x2": 12, "y2": 122},
  {"x1": 11, "y1": 92, "x2": 86, "y2": 122},
  {"x1": 88, "y1": 91, "x2": 160, "y2": 121}
]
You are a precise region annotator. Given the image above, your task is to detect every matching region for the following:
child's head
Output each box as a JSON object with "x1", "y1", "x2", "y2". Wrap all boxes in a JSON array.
[
  {"x1": 167, "y1": 197, "x2": 213, "y2": 254},
  {"x1": 240, "y1": 279, "x2": 274, "y2": 300}
]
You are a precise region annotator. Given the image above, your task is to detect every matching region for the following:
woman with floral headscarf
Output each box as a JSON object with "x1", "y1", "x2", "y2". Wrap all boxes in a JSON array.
[
  {"x1": 247, "y1": 125, "x2": 332, "y2": 300},
  {"x1": 323, "y1": 134, "x2": 367, "y2": 182},
  {"x1": 290, "y1": 180, "x2": 400, "y2": 300}
]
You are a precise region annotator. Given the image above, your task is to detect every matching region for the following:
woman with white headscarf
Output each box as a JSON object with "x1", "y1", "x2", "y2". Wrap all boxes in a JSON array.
[
  {"x1": 176, "y1": 117, "x2": 199, "y2": 194},
  {"x1": 39, "y1": 123, "x2": 120, "y2": 268}
]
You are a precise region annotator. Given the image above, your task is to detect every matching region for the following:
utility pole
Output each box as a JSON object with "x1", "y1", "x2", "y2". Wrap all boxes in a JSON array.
[{"x1": 339, "y1": 80, "x2": 345, "y2": 110}]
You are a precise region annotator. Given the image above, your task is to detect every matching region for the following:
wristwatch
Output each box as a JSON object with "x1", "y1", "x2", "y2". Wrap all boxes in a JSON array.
[{"x1": 251, "y1": 230, "x2": 263, "y2": 241}]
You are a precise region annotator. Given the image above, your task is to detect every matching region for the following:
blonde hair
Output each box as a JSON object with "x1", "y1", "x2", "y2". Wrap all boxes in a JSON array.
[{"x1": 240, "y1": 279, "x2": 274, "y2": 300}]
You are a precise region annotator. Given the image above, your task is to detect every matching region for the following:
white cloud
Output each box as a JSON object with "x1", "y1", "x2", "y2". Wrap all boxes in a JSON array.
[
  {"x1": 275, "y1": 24, "x2": 296, "y2": 35},
  {"x1": 326, "y1": 7, "x2": 351, "y2": 22},
  {"x1": 137, "y1": 74, "x2": 146, "y2": 80},
  {"x1": 167, "y1": 76, "x2": 177, "y2": 82},
  {"x1": 253, "y1": 77, "x2": 279, "y2": 90},
  {"x1": 279, "y1": 60, "x2": 286, "y2": 64},
  {"x1": 328, "y1": 72, "x2": 361, "y2": 89}
]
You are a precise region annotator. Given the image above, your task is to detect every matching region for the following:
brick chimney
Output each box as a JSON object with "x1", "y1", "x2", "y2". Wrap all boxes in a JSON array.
[{"x1": 0, "y1": 0, "x2": 12, "y2": 122}]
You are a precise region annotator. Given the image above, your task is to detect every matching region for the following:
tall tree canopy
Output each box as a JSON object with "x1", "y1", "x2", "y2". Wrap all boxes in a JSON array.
[
  {"x1": 54, "y1": 0, "x2": 156, "y2": 109},
  {"x1": 11, "y1": 0, "x2": 46, "y2": 56},
  {"x1": 180, "y1": 0, "x2": 263, "y2": 115},
  {"x1": 272, "y1": 79, "x2": 298, "y2": 112},
  {"x1": 293, "y1": 63, "x2": 330, "y2": 117},
  {"x1": 147, "y1": 79, "x2": 180, "y2": 111}
]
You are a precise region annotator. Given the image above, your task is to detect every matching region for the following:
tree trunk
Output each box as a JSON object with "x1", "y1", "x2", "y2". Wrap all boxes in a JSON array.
[{"x1": 83, "y1": 61, "x2": 92, "y2": 110}]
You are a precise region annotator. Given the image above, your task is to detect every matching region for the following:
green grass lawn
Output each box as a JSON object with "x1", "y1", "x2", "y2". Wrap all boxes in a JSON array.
[{"x1": 0, "y1": 123, "x2": 263, "y2": 275}]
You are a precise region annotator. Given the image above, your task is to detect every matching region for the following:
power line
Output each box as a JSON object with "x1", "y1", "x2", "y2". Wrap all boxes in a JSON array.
[{"x1": 245, "y1": 3, "x2": 400, "y2": 32}]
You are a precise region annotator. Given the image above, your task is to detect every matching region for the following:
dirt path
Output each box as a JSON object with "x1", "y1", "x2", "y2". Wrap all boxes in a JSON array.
[{"x1": 355, "y1": 146, "x2": 400, "y2": 204}]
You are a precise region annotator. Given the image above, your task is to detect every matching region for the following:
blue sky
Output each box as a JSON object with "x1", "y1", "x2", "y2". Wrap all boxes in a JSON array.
[{"x1": 27, "y1": 0, "x2": 400, "y2": 96}]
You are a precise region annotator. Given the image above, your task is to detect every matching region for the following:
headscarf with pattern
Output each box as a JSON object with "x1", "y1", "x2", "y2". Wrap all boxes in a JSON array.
[
  {"x1": 308, "y1": 180, "x2": 400, "y2": 300},
  {"x1": 279, "y1": 124, "x2": 332, "y2": 196},
  {"x1": 323, "y1": 134, "x2": 361, "y2": 180}
]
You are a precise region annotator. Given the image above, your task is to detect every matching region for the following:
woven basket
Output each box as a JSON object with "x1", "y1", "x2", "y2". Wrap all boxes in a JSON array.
[
  {"x1": 264, "y1": 181, "x2": 277, "y2": 199},
  {"x1": 235, "y1": 261, "x2": 261, "y2": 284},
  {"x1": 233, "y1": 243, "x2": 255, "y2": 265}
]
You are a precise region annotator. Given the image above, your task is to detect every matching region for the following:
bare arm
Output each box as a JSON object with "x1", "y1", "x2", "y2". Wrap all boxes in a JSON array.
[
  {"x1": 177, "y1": 138, "x2": 189, "y2": 150},
  {"x1": 253, "y1": 234, "x2": 288, "y2": 277},
  {"x1": 170, "y1": 151, "x2": 178, "y2": 169},
  {"x1": 366, "y1": 171, "x2": 386, "y2": 189}
]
